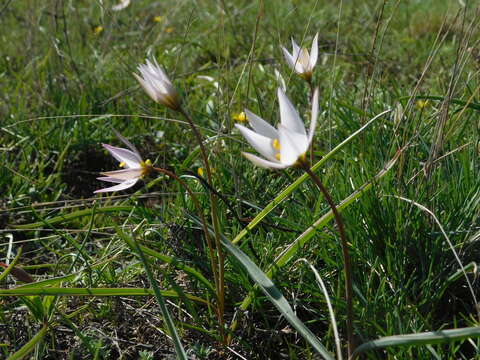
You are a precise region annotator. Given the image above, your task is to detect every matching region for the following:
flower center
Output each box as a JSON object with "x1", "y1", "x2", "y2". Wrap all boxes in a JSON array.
[
  {"x1": 272, "y1": 138, "x2": 281, "y2": 161},
  {"x1": 119, "y1": 162, "x2": 126, "y2": 168}
]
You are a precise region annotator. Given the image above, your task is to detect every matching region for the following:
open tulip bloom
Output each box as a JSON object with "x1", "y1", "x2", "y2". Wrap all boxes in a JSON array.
[
  {"x1": 95, "y1": 132, "x2": 153, "y2": 193},
  {"x1": 235, "y1": 88, "x2": 318, "y2": 169},
  {"x1": 282, "y1": 33, "x2": 318, "y2": 81},
  {"x1": 134, "y1": 59, "x2": 181, "y2": 111}
]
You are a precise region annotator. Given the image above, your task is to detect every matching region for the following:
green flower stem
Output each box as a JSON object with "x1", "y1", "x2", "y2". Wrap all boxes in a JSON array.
[
  {"x1": 161, "y1": 105, "x2": 225, "y2": 342},
  {"x1": 302, "y1": 164, "x2": 355, "y2": 358},
  {"x1": 153, "y1": 167, "x2": 218, "y2": 295}
]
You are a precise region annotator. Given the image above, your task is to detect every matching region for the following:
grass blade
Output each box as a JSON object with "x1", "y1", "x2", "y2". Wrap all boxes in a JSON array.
[
  {"x1": 352, "y1": 326, "x2": 480, "y2": 358},
  {"x1": 0, "y1": 287, "x2": 208, "y2": 304},
  {"x1": 120, "y1": 230, "x2": 188, "y2": 360},
  {"x1": 220, "y1": 234, "x2": 335, "y2": 360},
  {"x1": 7, "y1": 323, "x2": 49, "y2": 360}
]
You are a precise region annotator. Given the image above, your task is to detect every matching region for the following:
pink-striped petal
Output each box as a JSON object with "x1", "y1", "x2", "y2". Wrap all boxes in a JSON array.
[{"x1": 94, "y1": 179, "x2": 138, "y2": 193}]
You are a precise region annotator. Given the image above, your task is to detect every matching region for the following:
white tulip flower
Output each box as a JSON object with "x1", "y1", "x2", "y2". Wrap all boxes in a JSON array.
[
  {"x1": 281, "y1": 33, "x2": 318, "y2": 81},
  {"x1": 134, "y1": 59, "x2": 181, "y2": 111},
  {"x1": 235, "y1": 88, "x2": 318, "y2": 169},
  {"x1": 95, "y1": 132, "x2": 152, "y2": 193}
]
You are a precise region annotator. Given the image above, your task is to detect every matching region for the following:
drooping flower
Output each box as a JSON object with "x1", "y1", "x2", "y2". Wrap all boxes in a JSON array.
[
  {"x1": 281, "y1": 33, "x2": 318, "y2": 81},
  {"x1": 235, "y1": 88, "x2": 319, "y2": 169},
  {"x1": 134, "y1": 59, "x2": 181, "y2": 111},
  {"x1": 95, "y1": 132, "x2": 153, "y2": 193}
]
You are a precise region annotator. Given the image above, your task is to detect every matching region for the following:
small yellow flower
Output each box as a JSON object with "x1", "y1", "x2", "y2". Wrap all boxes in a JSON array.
[
  {"x1": 93, "y1": 26, "x2": 104, "y2": 36},
  {"x1": 233, "y1": 111, "x2": 247, "y2": 123},
  {"x1": 153, "y1": 16, "x2": 163, "y2": 23},
  {"x1": 197, "y1": 167, "x2": 204, "y2": 177},
  {"x1": 165, "y1": 27, "x2": 174, "y2": 33},
  {"x1": 416, "y1": 100, "x2": 429, "y2": 110}
]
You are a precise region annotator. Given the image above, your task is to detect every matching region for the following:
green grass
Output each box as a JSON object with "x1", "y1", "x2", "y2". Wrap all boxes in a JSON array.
[{"x1": 1, "y1": 0, "x2": 480, "y2": 359}]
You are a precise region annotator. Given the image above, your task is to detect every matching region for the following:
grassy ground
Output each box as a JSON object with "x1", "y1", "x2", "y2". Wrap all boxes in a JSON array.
[{"x1": 1, "y1": 0, "x2": 480, "y2": 359}]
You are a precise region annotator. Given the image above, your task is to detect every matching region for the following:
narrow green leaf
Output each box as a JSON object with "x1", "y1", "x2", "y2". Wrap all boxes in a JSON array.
[
  {"x1": 398, "y1": 95, "x2": 480, "y2": 111},
  {"x1": 220, "y1": 234, "x2": 335, "y2": 360},
  {"x1": 352, "y1": 326, "x2": 480, "y2": 358},
  {"x1": 12, "y1": 206, "x2": 133, "y2": 229},
  {"x1": 7, "y1": 323, "x2": 49, "y2": 360},
  {"x1": 121, "y1": 231, "x2": 188, "y2": 360},
  {"x1": 0, "y1": 287, "x2": 208, "y2": 304},
  {"x1": 137, "y1": 244, "x2": 215, "y2": 293}
]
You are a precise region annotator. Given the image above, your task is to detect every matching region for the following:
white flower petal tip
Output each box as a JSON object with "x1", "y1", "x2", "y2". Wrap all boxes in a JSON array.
[
  {"x1": 134, "y1": 59, "x2": 181, "y2": 111},
  {"x1": 281, "y1": 33, "x2": 319, "y2": 81},
  {"x1": 95, "y1": 133, "x2": 154, "y2": 194},
  {"x1": 237, "y1": 89, "x2": 318, "y2": 170},
  {"x1": 112, "y1": 0, "x2": 130, "y2": 11}
]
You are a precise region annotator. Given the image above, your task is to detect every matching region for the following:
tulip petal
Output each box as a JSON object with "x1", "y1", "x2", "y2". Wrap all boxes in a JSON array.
[
  {"x1": 235, "y1": 124, "x2": 277, "y2": 161},
  {"x1": 277, "y1": 88, "x2": 306, "y2": 135},
  {"x1": 100, "y1": 168, "x2": 144, "y2": 180},
  {"x1": 102, "y1": 144, "x2": 142, "y2": 168},
  {"x1": 291, "y1": 38, "x2": 301, "y2": 58},
  {"x1": 242, "y1": 152, "x2": 288, "y2": 169},
  {"x1": 96, "y1": 176, "x2": 125, "y2": 184},
  {"x1": 279, "y1": 126, "x2": 302, "y2": 165},
  {"x1": 113, "y1": 128, "x2": 140, "y2": 155},
  {"x1": 310, "y1": 33, "x2": 319, "y2": 69},
  {"x1": 134, "y1": 73, "x2": 158, "y2": 102},
  {"x1": 308, "y1": 87, "x2": 319, "y2": 145},
  {"x1": 281, "y1": 47, "x2": 297, "y2": 72},
  {"x1": 244, "y1": 109, "x2": 278, "y2": 139},
  {"x1": 94, "y1": 179, "x2": 138, "y2": 193}
]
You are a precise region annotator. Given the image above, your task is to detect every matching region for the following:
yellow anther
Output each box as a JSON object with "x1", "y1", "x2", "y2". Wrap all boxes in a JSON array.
[
  {"x1": 119, "y1": 162, "x2": 126, "y2": 168},
  {"x1": 93, "y1": 26, "x2": 104, "y2": 36},
  {"x1": 233, "y1": 111, "x2": 247, "y2": 123},
  {"x1": 144, "y1": 159, "x2": 152, "y2": 166},
  {"x1": 275, "y1": 153, "x2": 281, "y2": 161},
  {"x1": 165, "y1": 26, "x2": 174, "y2": 33},
  {"x1": 153, "y1": 16, "x2": 163, "y2": 23},
  {"x1": 197, "y1": 167, "x2": 204, "y2": 177},
  {"x1": 272, "y1": 138, "x2": 281, "y2": 151}
]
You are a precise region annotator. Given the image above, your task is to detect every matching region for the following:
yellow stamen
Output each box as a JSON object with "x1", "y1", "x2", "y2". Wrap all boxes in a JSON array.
[
  {"x1": 275, "y1": 153, "x2": 281, "y2": 161},
  {"x1": 93, "y1": 26, "x2": 104, "y2": 36},
  {"x1": 119, "y1": 162, "x2": 126, "y2": 168},
  {"x1": 272, "y1": 138, "x2": 281, "y2": 151},
  {"x1": 153, "y1": 16, "x2": 163, "y2": 23},
  {"x1": 233, "y1": 111, "x2": 247, "y2": 123},
  {"x1": 165, "y1": 26, "x2": 174, "y2": 33},
  {"x1": 197, "y1": 167, "x2": 204, "y2": 177}
]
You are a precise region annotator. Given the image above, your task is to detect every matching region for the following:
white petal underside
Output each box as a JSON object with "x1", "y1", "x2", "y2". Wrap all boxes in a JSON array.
[
  {"x1": 279, "y1": 126, "x2": 303, "y2": 165},
  {"x1": 281, "y1": 125, "x2": 309, "y2": 155},
  {"x1": 245, "y1": 109, "x2": 278, "y2": 139},
  {"x1": 100, "y1": 168, "x2": 143, "y2": 180},
  {"x1": 310, "y1": 33, "x2": 319, "y2": 69},
  {"x1": 113, "y1": 128, "x2": 140, "y2": 154},
  {"x1": 235, "y1": 124, "x2": 277, "y2": 161},
  {"x1": 281, "y1": 47, "x2": 297, "y2": 72},
  {"x1": 96, "y1": 176, "x2": 124, "y2": 183},
  {"x1": 242, "y1": 152, "x2": 287, "y2": 169},
  {"x1": 102, "y1": 144, "x2": 142, "y2": 168},
  {"x1": 94, "y1": 179, "x2": 138, "y2": 193},
  {"x1": 277, "y1": 88, "x2": 306, "y2": 135}
]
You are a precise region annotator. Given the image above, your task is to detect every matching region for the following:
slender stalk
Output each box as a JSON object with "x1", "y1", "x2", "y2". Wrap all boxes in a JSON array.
[
  {"x1": 154, "y1": 168, "x2": 218, "y2": 296},
  {"x1": 177, "y1": 107, "x2": 226, "y2": 342},
  {"x1": 302, "y1": 164, "x2": 355, "y2": 358},
  {"x1": 307, "y1": 79, "x2": 315, "y2": 165}
]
